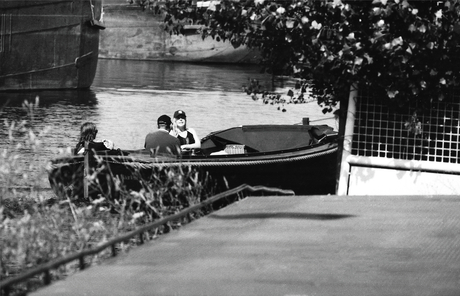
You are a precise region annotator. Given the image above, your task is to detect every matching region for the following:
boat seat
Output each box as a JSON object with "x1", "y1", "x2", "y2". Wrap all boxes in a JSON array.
[{"x1": 224, "y1": 145, "x2": 246, "y2": 154}]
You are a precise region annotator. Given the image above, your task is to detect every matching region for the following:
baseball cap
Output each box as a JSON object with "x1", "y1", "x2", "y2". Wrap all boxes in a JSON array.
[
  {"x1": 174, "y1": 110, "x2": 186, "y2": 119},
  {"x1": 157, "y1": 114, "x2": 172, "y2": 125}
]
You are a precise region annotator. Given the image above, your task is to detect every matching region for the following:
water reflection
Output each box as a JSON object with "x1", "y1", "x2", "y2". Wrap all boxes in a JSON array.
[
  {"x1": 0, "y1": 90, "x2": 99, "y2": 156},
  {"x1": 0, "y1": 89, "x2": 98, "y2": 107},
  {"x1": 94, "y1": 59, "x2": 279, "y2": 92},
  {"x1": 0, "y1": 59, "x2": 337, "y2": 162}
]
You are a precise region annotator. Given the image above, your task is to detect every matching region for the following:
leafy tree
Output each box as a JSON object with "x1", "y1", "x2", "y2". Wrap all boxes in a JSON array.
[{"x1": 163, "y1": 0, "x2": 460, "y2": 112}]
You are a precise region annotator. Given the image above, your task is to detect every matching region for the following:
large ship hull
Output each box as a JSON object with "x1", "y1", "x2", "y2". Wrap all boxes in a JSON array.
[
  {"x1": 0, "y1": 0, "x2": 104, "y2": 91},
  {"x1": 99, "y1": 3, "x2": 260, "y2": 63}
]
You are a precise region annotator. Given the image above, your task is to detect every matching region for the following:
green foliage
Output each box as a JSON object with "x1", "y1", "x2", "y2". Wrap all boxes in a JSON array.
[
  {"x1": 164, "y1": 0, "x2": 460, "y2": 110},
  {"x1": 0, "y1": 99, "x2": 218, "y2": 295},
  {"x1": 1, "y1": 97, "x2": 51, "y2": 218},
  {"x1": 243, "y1": 77, "x2": 315, "y2": 112}
]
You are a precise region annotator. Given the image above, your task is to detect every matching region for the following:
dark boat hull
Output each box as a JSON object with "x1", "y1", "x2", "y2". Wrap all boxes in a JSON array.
[
  {"x1": 0, "y1": 0, "x2": 103, "y2": 90},
  {"x1": 184, "y1": 143, "x2": 338, "y2": 195}
]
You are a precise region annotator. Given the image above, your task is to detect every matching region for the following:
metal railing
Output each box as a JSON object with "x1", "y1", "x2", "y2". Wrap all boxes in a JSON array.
[{"x1": 0, "y1": 184, "x2": 294, "y2": 295}]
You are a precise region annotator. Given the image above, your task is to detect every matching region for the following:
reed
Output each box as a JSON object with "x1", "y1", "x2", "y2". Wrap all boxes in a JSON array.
[{"x1": 0, "y1": 98, "x2": 220, "y2": 295}]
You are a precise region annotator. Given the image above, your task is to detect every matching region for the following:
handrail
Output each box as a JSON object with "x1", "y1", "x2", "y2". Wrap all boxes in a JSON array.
[
  {"x1": 0, "y1": 184, "x2": 294, "y2": 295},
  {"x1": 347, "y1": 155, "x2": 460, "y2": 175}
]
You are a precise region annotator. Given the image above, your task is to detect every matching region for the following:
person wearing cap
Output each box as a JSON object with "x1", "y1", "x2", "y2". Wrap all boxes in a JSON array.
[
  {"x1": 144, "y1": 114, "x2": 181, "y2": 157},
  {"x1": 170, "y1": 110, "x2": 201, "y2": 152}
]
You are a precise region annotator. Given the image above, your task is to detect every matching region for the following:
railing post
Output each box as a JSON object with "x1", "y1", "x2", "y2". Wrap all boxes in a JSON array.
[
  {"x1": 139, "y1": 232, "x2": 144, "y2": 244},
  {"x1": 43, "y1": 270, "x2": 51, "y2": 285},
  {"x1": 163, "y1": 222, "x2": 171, "y2": 233},
  {"x1": 79, "y1": 256, "x2": 86, "y2": 270}
]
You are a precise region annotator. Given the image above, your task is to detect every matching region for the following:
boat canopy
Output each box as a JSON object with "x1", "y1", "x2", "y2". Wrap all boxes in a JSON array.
[{"x1": 201, "y1": 124, "x2": 334, "y2": 154}]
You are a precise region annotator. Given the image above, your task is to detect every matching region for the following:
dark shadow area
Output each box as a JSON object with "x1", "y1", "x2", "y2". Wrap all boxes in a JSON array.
[
  {"x1": 0, "y1": 89, "x2": 98, "y2": 107},
  {"x1": 208, "y1": 212, "x2": 356, "y2": 220}
]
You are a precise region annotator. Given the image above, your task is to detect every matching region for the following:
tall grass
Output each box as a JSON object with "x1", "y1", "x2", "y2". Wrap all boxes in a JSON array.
[
  {"x1": 1, "y1": 97, "x2": 51, "y2": 217},
  {"x1": 0, "y1": 98, "x2": 220, "y2": 295}
]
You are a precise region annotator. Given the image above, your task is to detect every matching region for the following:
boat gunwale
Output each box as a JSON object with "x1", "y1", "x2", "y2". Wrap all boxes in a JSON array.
[
  {"x1": 48, "y1": 140, "x2": 338, "y2": 171},
  {"x1": 123, "y1": 145, "x2": 339, "y2": 168}
]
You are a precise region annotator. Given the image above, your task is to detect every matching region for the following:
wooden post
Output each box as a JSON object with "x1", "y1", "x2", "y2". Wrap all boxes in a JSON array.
[{"x1": 84, "y1": 141, "x2": 89, "y2": 199}]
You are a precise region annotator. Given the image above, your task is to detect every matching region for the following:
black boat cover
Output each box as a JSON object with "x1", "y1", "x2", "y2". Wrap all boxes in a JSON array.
[{"x1": 201, "y1": 124, "x2": 334, "y2": 153}]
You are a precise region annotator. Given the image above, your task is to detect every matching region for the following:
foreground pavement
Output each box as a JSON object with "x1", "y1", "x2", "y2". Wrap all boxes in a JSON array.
[{"x1": 32, "y1": 195, "x2": 460, "y2": 296}]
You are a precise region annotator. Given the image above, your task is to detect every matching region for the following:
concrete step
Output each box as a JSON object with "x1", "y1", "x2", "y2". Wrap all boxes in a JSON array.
[{"x1": 32, "y1": 195, "x2": 460, "y2": 296}]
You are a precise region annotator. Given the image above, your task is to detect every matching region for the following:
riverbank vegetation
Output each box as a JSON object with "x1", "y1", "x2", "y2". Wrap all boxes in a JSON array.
[
  {"x1": 0, "y1": 99, "x2": 221, "y2": 295},
  {"x1": 164, "y1": 0, "x2": 460, "y2": 112}
]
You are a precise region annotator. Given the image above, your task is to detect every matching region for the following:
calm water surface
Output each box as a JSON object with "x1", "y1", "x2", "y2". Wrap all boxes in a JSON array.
[{"x1": 0, "y1": 60, "x2": 337, "y2": 161}]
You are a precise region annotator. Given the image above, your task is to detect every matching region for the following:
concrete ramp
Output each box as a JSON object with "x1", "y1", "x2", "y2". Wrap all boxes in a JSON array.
[{"x1": 32, "y1": 195, "x2": 460, "y2": 296}]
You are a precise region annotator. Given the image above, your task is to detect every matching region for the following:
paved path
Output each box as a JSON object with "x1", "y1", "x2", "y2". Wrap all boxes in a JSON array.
[{"x1": 32, "y1": 195, "x2": 460, "y2": 296}]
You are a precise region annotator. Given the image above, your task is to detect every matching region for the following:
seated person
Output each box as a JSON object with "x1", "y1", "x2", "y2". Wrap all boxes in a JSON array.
[
  {"x1": 170, "y1": 110, "x2": 201, "y2": 152},
  {"x1": 75, "y1": 122, "x2": 116, "y2": 155},
  {"x1": 144, "y1": 114, "x2": 181, "y2": 157}
]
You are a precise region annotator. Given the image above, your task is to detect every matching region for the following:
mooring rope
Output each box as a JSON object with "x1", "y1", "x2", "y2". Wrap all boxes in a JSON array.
[{"x1": 118, "y1": 146, "x2": 338, "y2": 169}]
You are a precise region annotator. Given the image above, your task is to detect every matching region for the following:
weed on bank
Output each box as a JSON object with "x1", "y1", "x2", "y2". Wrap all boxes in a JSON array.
[{"x1": 0, "y1": 99, "x2": 222, "y2": 295}]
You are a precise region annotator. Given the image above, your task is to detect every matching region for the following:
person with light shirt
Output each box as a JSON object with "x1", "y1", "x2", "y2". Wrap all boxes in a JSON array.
[{"x1": 170, "y1": 110, "x2": 201, "y2": 152}]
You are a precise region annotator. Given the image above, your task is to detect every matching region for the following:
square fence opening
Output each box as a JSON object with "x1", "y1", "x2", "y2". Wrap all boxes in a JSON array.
[{"x1": 351, "y1": 87, "x2": 460, "y2": 164}]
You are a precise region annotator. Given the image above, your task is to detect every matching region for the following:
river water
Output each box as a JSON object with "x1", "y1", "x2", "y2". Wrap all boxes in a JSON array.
[{"x1": 0, "y1": 59, "x2": 337, "y2": 166}]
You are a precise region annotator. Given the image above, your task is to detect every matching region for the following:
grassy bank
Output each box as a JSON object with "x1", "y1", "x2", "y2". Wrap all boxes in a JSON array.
[{"x1": 0, "y1": 99, "x2": 222, "y2": 295}]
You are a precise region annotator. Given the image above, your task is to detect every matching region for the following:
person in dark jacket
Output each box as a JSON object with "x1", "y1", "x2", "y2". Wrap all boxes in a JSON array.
[
  {"x1": 74, "y1": 122, "x2": 115, "y2": 155},
  {"x1": 144, "y1": 115, "x2": 181, "y2": 157}
]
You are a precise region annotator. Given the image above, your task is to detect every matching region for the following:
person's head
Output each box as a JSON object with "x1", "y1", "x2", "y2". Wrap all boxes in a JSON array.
[
  {"x1": 79, "y1": 122, "x2": 98, "y2": 142},
  {"x1": 157, "y1": 114, "x2": 172, "y2": 131},
  {"x1": 173, "y1": 110, "x2": 187, "y2": 130}
]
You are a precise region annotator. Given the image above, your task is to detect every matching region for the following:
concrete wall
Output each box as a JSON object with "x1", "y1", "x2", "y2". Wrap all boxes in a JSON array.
[
  {"x1": 348, "y1": 166, "x2": 460, "y2": 195},
  {"x1": 99, "y1": 4, "x2": 260, "y2": 63}
]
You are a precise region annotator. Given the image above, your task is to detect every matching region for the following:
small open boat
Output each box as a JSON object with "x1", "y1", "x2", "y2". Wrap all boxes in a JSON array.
[{"x1": 48, "y1": 123, "x2": 338, "y2": 198}]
